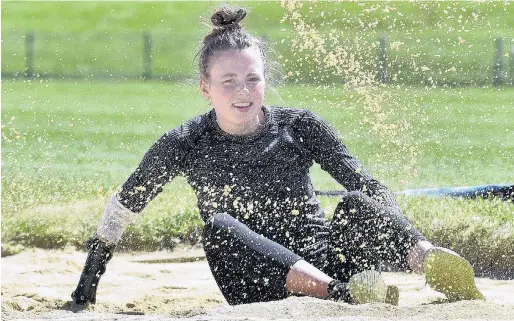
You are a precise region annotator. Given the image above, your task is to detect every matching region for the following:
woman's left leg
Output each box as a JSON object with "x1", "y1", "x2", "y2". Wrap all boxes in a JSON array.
[
  {"x1": 325, "y1": 191, "x2": 484, "y2": 301},
  {"x1": 324, "y1": 191, "x2": 426, "y2": 282}
]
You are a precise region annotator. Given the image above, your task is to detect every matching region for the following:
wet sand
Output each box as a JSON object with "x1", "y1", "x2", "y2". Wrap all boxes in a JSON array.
[{"x1": 2, "y1": 246, "x2": 514, "y2": 321}]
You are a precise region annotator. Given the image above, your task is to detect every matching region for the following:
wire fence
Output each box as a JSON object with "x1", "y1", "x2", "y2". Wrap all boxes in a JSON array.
[
  {"x1": 2, "y1": 31, "x2": 197, "y2": 81},
  {"x1": 2, "y1": 30, "x2": 514, "y2": 86}
]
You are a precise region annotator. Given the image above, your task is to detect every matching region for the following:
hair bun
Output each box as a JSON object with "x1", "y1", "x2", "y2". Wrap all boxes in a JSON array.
[{"x1": 211, "y1": 7, "x2": 247, "y2": 28}]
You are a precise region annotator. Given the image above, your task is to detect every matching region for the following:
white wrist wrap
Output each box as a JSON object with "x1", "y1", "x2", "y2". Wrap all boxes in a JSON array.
[{"x1": 96, "y1": 194, "x2": 137, "y2": 245}]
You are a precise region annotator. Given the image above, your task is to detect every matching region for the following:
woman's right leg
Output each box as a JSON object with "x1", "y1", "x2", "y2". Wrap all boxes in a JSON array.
[{"x1": 203, "y1": 212, "x2": 330, "y2": 305}]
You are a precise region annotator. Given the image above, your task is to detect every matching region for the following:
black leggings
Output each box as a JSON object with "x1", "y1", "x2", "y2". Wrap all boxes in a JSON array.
[{"x1": 202, "y1": 191, "x2": 426, "y2": 305}]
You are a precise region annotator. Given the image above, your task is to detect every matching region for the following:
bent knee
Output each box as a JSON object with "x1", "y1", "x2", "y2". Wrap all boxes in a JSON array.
[
  {"x1": 334, "y1": 191, "x2": 372, "y2": 220},
  {"x1": 202, "y1": 212, "x2": 240, "y2": 238},
  {"x1": 340, "y1": 191, "x2": 370, "y2": 205},
  {"x1": 205, "y1": 212, "x2": 235, "y2": 229}
]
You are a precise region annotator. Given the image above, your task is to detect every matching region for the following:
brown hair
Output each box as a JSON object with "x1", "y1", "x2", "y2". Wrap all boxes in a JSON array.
[{"x1": 197, "y1": 5, "x2": 269, "y2": 81}]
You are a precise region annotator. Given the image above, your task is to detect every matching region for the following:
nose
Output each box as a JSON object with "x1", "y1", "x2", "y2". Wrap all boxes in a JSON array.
[{"x1": 237, "y1": 82, "x2": 250, "y2": 95}]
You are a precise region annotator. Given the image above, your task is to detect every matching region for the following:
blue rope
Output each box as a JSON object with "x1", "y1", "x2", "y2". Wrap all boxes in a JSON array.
[{"x1": 315, "y1": 184, "x2": 514, "y2": 201}]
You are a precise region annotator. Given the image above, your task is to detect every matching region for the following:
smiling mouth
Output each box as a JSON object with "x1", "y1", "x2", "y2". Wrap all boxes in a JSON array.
[{"x1": 232, "y1": 102, "x2": 253, "y2": 108}]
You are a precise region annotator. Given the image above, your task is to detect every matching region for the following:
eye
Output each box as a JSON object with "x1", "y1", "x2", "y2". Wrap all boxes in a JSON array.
[
  {"x1": 222, "y1": 79, "x2": 236, "y2": 85},
  {"x1": 248, "y1": 77, "x2": 261, "y2": 82}
]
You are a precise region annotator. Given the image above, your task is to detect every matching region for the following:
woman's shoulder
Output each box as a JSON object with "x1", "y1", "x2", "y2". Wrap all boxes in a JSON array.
[
  {"x1": 268, "y1": 105, "x2": 320, "y2": 125},
  {"x1": 161, "y1": 110, "x2": 213, "y2": 143}
]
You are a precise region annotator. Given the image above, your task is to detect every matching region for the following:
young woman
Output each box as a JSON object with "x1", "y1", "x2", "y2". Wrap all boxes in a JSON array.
[{"x1": 72, "y1": 6, "x2": 484, "y2": 306}]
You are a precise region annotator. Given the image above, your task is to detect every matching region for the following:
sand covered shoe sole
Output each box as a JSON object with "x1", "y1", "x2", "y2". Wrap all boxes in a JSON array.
[
  {"x1": 424, "y1": 247, "x2": 485, "y2": 301},
  {"x1": 347, "y1": 270, "x2": 398, "y2": 304}
]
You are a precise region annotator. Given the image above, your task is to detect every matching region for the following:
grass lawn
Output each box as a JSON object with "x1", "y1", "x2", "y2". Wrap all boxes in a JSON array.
[
  {"x1": 1, "y1": 80, "x2": 512, "y2": 255},
  {"x1": 1, "y1": 79, "x2": 513, "y2": 275},
  {"x1": 2, "y1": 80, "x2": 513, "y2": 194},
  {"x1": 1, "y1": 0, "x2": 513, "y2": 275}
]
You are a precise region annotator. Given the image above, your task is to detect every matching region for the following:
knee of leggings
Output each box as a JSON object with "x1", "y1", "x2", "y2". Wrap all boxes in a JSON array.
[
  {"x1": 333, "y1": 191, "x2": 372, "y2": 222},
  {"x1": 339, "y1": 191, "x2": 369, "y2": 208},
  {"x1": 342, "y1": 190, "x2": 367, "y2": 201}
]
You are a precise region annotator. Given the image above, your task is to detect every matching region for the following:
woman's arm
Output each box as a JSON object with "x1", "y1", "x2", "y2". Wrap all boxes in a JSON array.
[
  {"x1": 117, "y1": 130, "x2": 187, "y2": 213},
  {"x1": 293, "y1": 110, "x2": 400, "y2": 211},
  {"x1": 98, "y1": 129, "x2": 188, "y2": 244},
  {"x1": 72, "y1": 129, "x2": 188, "y2": 305}
]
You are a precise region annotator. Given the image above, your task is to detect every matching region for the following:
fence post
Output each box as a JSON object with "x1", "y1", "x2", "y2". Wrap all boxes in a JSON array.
[
  {"x1": 25, "y1": 31, "x2": 35, "y2": 78},
  {"x1": 509, "y1": 43, "x2": 514, "y2": 86},
  {"x1": 378, "y1": 35, "x2": 388, "y2": 84},
  {"x1": 143, "y1": 31, "x2": 152, "y2": 80},
  {"x1": 493, "y1": 38, "x2": 503, "y2": 86}
]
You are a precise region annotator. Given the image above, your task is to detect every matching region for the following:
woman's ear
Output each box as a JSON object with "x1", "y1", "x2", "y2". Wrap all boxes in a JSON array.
[{"x1": 199, "y1": 78, "x2": 210, "y2": 100}]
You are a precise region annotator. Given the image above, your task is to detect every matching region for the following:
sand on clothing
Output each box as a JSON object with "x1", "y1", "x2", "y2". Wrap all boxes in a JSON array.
[{"x1": 2, "y1": 246, "x2": 514, "y2": 321}]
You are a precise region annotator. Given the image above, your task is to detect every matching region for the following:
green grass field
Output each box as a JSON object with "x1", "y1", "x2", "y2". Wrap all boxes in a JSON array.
[
  {"x1": 2, "y1": 1, "x2": 513, "y2": 85},
  {"x1": 2, "y1": 80, "x2": 513, "y2": 192},
  {"x1": 2, "y1": 80, "x2": 513, "y2": 275},
  {"x1": 1, "y1": 1, "x2": 513, "y2": 276}
]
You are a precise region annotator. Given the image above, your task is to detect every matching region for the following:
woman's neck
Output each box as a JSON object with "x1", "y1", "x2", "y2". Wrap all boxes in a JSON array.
[{"x1": 217, "y1": 109, "x2": 265, "y2": 136}]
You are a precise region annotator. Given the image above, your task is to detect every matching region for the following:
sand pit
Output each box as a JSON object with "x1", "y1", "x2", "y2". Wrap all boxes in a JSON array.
[{"x1": 2, "y1": 246, "x2": 514, "y2": 321}]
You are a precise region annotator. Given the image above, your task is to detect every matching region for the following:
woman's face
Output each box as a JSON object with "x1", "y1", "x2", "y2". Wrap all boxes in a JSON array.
[{"x1": 200, "y1": 46, "x2": 266, "y2": 135}]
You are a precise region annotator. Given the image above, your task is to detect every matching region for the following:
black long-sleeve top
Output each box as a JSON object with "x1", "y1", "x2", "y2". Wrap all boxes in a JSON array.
[{"x1": 117, "y1": 105, "x2": 400, "y2": 256}]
